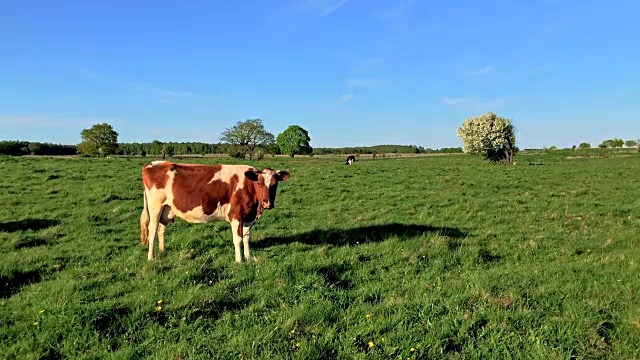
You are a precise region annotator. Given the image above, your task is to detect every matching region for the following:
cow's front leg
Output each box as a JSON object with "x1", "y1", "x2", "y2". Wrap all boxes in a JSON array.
[
  {"x1": 231, "y1": 219, "x2": 243, "y2": 263},
  {"x1": 242, "y1": 224, "x2": 256, "y2": 262}
]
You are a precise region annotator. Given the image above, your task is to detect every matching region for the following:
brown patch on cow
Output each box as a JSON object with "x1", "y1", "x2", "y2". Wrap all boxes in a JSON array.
[
  {"x1": 243, "y1": 203, "x2": 260, "y2": 223},
  {"x1": 171, "y1": 164, "x2": 228, "y2": 214},
  {"x1": 142, "y1": 162, "x2": 172, "y2": 190},
  {"x1": 228, "y1": 176, "x2": 259, "y2": 224}
]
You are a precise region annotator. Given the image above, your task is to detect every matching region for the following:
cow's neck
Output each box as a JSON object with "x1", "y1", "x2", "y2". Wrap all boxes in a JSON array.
[{"x1": 251, "y1": 181, "x2": 265, "y2": 221}]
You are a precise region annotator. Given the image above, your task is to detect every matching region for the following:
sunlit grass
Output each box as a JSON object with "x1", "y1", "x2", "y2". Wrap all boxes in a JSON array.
[{"x1": 1, "y1": 151, "x2": 639, "y2": 359}]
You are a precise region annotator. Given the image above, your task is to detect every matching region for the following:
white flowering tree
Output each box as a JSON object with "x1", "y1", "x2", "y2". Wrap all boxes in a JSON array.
[{"x1": 457, "y1": 112, "x2": 517, "y2": 164}]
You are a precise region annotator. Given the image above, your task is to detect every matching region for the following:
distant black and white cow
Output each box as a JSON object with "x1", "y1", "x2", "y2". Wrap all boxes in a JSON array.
[{"x1": 345, "y1": 155, "x2": 356, "y2": 165}]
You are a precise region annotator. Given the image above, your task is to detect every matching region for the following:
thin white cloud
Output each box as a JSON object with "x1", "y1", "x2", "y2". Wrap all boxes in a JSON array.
[
  {"x1": 347, "y1": 77, "x2": 381, "y2": 87},
  {"x1": 443, "y1": 97, "x2": 473, "y2": 106},
  {"x1": 0, "y1": 116, "x2": 121, "y2": 129},
  {"x1": 320, "y1": 0, "x2": 348, "y2": 16},
  {"x1": 359, "y1": 57, "x2": 385, "y2": 69},
  {"x1": 471, "y1": 65, "x2": 494, "y2": 75},
  {"x1": 338, "y1": 93, "x2": 354, "y2": 102},
  {"x1": 443, "y1": 97, "x2": 507, "y2": 110},
  {"x1": 128, "y1": 82, "x2": 211, "y2": 99},
  {"x1": 69, "y1": 66, "x2": 99, "y2": 80},
  {"x1": 379, "y1": 0, "x2": 416, "y2": 20},
  {"x1": 266, "y1": 0, "x2": 348, "y2": 21}
]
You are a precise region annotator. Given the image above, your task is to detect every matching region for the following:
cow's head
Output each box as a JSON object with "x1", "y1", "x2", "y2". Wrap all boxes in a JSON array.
[{"x1": 245, "y1": 168, "x2": 290, "y2": 210}]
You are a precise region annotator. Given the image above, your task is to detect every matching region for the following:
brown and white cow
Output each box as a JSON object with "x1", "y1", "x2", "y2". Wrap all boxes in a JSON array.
[{"x1": 139, "y1": 161, "x2": 290, "y2": 262}]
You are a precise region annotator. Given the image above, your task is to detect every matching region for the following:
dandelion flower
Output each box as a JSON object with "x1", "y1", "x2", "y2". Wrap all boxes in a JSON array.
[
  {"x1": 156, "y1": 305, "x2": 163, "y2": 311},
  {"x1": 290, "y1": 329, "x2": 295, "y2": 334},
  {"x1": 295, "y1": 342, "x2": 301, "y2": 347},
  {"x1": 368, "y1": 341, "x2": 375, "y2": 348},
  {"x1": 365, "y1": 313, "x2": 372, "y2": 319},
  {"x1": 33, "y1": 322, "x2": 39, "y2": 326},
  {"x1": 157, "y1": 299, "x2": 163, "y2": 305},
  {"x1": 39, "y1": 309, "x2": 45, "y2": 314},
  {"x1": 410, "y1": 347, "x2": 415, "y2": 353}
]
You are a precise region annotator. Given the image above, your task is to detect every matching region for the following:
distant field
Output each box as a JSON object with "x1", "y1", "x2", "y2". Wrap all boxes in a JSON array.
[{"x1": 1, "y1": 152, "x2": 639, "y2": 359}]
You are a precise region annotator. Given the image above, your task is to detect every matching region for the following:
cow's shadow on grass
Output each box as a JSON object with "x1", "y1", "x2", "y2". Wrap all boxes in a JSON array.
[
  {"x1": 253, "y1": 223, "x2": 469, "y2": 249},
  {"x1": 0, "y1": 269, "x2": 43, "y2": 299},
  {"x1": 0, "y1": 218, "x2": 60, "y2": 233}
]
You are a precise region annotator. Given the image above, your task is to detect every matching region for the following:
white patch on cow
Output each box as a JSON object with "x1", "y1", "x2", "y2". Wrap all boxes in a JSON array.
[
  {"x1": 169, "y1": 204, "x2": 230, "y2": 223},
  {"x1": 209, "y1": 164, "x2": 255, "y2": 191},
  {"x1": 261, "y1": 171, "x2": 274, "y2": 190},
  {"x1": 147, "y1": 160, "x2": 167, "y2": 167}
]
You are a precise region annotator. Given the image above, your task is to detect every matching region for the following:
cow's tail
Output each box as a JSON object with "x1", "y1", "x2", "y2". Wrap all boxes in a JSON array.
[{"x1": 140, "y1": 189, "x2": 150, "y2": 245}]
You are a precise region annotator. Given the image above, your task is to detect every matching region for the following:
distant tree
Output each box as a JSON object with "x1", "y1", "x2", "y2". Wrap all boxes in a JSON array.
[
  {"x1": 549, "y1": 145, "x2": 557, "y2": 150},
  {"x1": 27, "y1": 142, "x2": 41, "y2": 155},
  {"x1": 151, "y1": 140, "x2": 163, "y2": 156},
  {"x1": 164, "y1": 144, "x2": 175, "y2": 158},
  {"x1": 599, "y1": 138, "x2": 624, "y2": 148},
  {"x1": 226, "y1": 144, "x2": 245, "y2": 159},
  {"x1": 77, "y1": 123, "x2": 119, "y2": 157},
  {"x1": 220, "y1": 119, "x2": 275, "y2": 160},
  {"x1": 276, "y1": 125, "x2": 313, "y2": 157},
  {"x1": 456, "y1": 111, "x2": 517, "y2": 164},
  {"x1": 579, "y1": 142, "x2": 590, "y2": 149},
  {"x1": 625, "y1": 140, "x2": 637, "y2": 148}
]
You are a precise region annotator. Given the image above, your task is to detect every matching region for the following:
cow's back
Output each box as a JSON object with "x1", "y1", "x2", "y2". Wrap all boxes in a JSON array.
[{"x1": 142, "y1": 161, "x2": 256, "y2": 223}]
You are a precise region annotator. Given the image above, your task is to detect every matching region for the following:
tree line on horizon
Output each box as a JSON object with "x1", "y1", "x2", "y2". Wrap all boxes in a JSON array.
[
  {"x1": 1, "y1": 115, "x2": 637, "y2": 159},
  {"x1": 0, "y1": 139, "x2": 460, "y2": 157},
  {"x1": 0, "y1": 119, "x2": 460, "y2": 158}
]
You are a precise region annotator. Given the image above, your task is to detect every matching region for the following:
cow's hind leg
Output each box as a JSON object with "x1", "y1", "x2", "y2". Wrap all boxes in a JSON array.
[
  {"x1": 231, "y1": 220, "x2": 243, "y2": 263},
  {"x1": 140, "y1": 192, "x2": 150, "y2": 245},
  {"x1": 146, "y1": 202, "x2": 163, "y2": 260},
  {"x1": 158, "y1": 206, "x2": 174, "y2": 254}
]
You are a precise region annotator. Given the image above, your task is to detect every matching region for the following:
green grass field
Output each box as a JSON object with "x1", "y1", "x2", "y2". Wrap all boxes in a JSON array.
[{"x1": 1, "y1": 151, "x2": 639, "y2": 359}]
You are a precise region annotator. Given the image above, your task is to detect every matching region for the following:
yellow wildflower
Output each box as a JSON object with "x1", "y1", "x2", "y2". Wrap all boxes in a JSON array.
[
  {"x1": 39, "y1": 309, "x2": 45, "y2": 314},
  {"x1": 156, "y1": 305, "x2": 163, "y2": 311},
  {"x1": 157, "y1": 299, "x2": 163, "y2": 305},
  {"x1": 33, "y1": 322, "x2": 39, "y2": 326},
  {"x1": 410, "y1": 347, "x2": 415, "y2": 353},
  {"x1": 365, "y1": 313, "x2": 372, "y2": 319},
  {"x1": 290, "y1": 329, "x2": 295, "y2": 334},
  {"x1": 295, "y1": 342, "x2": 301, "y2": 347},
  {"x1": 368, "y1": 341, "x2": 375, "y2": 348}
]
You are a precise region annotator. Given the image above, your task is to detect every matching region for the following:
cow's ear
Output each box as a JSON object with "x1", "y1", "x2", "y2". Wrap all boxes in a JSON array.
[
  {"x1": 276, "y1": 170, "x2": 290, "y2": 181},
  {"x1": 244, "y1": 170, "x2": 261, "y2": 182}
]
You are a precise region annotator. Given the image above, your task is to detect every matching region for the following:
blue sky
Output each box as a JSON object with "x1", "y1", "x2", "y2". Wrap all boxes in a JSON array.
[{"x1": 1, "y1": 0, "x2": 639, "y2": 149}]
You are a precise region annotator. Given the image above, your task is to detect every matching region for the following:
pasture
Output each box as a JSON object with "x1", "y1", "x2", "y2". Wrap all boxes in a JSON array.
[{"x1": 1, "y1": 152, "x2": 639, "y2": 359}]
